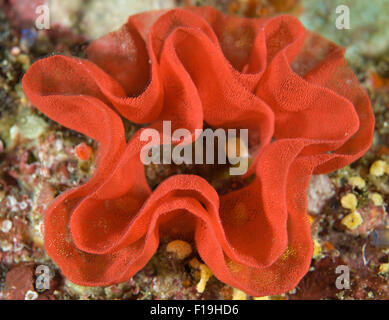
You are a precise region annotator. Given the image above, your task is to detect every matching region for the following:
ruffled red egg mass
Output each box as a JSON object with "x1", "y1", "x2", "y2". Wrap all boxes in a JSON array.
[{"x1": 22, "y1": 6, "x2": 374, "y2": 296}]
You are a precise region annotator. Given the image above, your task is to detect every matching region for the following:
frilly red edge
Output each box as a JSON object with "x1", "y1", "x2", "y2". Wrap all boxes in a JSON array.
[{"x1": 22, "y1": 6, "x2": 374, "y2": 296}]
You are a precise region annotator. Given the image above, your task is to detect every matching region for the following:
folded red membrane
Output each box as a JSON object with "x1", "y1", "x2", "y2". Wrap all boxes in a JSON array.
[{"x1": 22, "y1": 6, "x2": 374, "y2": 296}]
